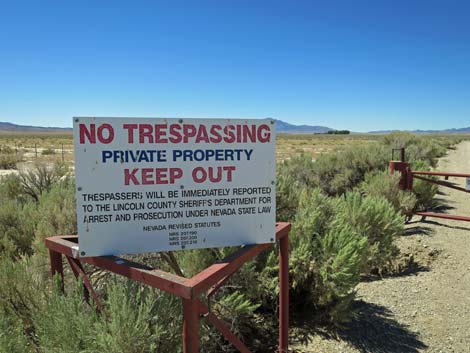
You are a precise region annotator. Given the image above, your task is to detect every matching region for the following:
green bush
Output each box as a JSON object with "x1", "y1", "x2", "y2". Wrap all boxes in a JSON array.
[
  {"x1": 277, "y1": 154, "x2": 317, "y2": 188},
  {"x1": 0, "y1": 145, "x2": 20, "y2": 168},
  {"x1": 0, "y1": 307, "x2": 31, "y2": 353},
  {"x1": 334, "y1": 192, "x2": 404, "y2": 274},
  {"x1": 0, "y1": 201, "x2": 35, "y2": 258},
  {"x1": 15, "y1": 162, "x2": 68, "y2": 202},
  {"x1": 0, "y1": 153, "x2": 18, "y2": 169},
  {"x1": 276, "y1": 172, "x2": 302, "y2": 222},
  {"x1": 288, "y1": 189, "x2": 366, "y2": 324},
  {"x1": 312, "y1": 144, "x2": 389, "y2": 196},
  {"x1": 41, "y1": 148, "x2": 56, "y2": 155},
  {"x1": 410, "y1": 160, "x2": 439, "y2": 211},
  {"x1": 359, "y1": 171, "x2": 416, "y2": 214},
  {"x1": 383, "y1": 132, "x2": 450, "y2": 166},
  {"x1": 318, "y1": 224, "x2": 367, "y2": 323}
]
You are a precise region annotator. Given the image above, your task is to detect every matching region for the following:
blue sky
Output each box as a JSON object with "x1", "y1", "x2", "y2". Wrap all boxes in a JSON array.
[{"x1": 0, "y1": 0, "x2": 469, "y2": 132}]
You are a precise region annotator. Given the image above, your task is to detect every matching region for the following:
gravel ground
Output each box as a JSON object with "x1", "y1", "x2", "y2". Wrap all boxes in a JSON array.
[{"x1": 292, "y1": 141, "x2": 470, "y2": 353}]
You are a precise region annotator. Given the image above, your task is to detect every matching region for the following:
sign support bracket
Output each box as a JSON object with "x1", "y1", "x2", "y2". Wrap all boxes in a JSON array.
[{"x1": 45, "y1": 222, "x2": 290, "y2": 353}]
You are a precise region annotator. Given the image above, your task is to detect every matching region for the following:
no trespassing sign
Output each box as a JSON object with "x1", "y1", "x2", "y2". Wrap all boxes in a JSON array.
[{"x1": 74, "y1": 117, "x2": 276, "y2": 256}]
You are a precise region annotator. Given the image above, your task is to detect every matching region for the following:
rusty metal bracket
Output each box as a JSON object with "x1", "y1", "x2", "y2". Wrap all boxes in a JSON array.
[{"x1": 45, "y1": 222, "x2": 291, "y2": 353}]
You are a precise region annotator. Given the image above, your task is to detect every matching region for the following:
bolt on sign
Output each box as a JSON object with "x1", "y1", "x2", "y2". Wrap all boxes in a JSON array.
[{"x1": 74, "y1": 117, "x2": 276, "y2": 257}]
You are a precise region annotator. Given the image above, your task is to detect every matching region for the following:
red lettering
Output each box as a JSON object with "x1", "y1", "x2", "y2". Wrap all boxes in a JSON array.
[
  {"x1": 192, "y1": 167, "x2": 206, "y2": 183},
  {"x1": 209, "y1": 125, "x2": 222, "y2": 143},
  {"x1": 224, "y1": 166, "x2": 236, "y2": 182},
  {"x1": 242, "y1": 125, "x2": 256, "y2": 143},
  {"x1": 79, "y1": 123, "x2": 95, "y2": 144},
  {"x1": 124, "y1": 168, "x2": 140, "y2": 185},
  {"x1": 124, "y1": 168, "x2": 183, "y2": 185},
  {"x1": 170, "y1": 168, "x2": 183, "y2": 183},
  {"x1": 169, "y1": 124, "x2": 182, "y2": 143},
  {"x1": 257, "y1": 124, "x2": 271, "y2": 143},
  {"x1": 195, "y1": 125, "x2": 209, "y2": 143},
  {"x1": 123, "y1": 124, "x2": 138, "y2": 143},
  {"x1": 155, "y1": 124, "x2": 168, "y2": 143},
  {"x1": 142, "y1": 168, "x2": 153, "y2": 184},
  {"x1": 223, "y1": 125, "x2": 236, "y2": 143},
  {"x1": 192, "y1": 166, "x2": 235, "y2": 183},
  {"x1": 139, "y1": 124, "x2": 154, "y2": 143},
  {"x1": 97, "y1": 124, "x2": 114, "y2": 144},
  {"x1": 183, "y1": 124, "x2": 197, "y2": 143}
]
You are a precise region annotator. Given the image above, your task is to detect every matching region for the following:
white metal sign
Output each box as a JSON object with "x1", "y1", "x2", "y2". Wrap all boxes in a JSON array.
[{"x1": 74, "y1": 117, "x2": 276, "y2": 256}]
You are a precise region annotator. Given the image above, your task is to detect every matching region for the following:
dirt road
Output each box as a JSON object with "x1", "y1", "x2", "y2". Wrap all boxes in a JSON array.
[{"x1": 295, "y1": 141, "x2": 470, "y2": 353}]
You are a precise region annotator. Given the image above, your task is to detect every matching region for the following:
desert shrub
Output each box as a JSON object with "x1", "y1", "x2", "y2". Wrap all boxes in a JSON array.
[
  {"x1": 41, "y1": 147, "x2": 55, "y2": 155},
  {"x1": 0, "y1": 257, "x2": 42, "y2": 339},
  {"x1": 288, "y1": 189, "x2": 366, "y2": 324},
  {"x1": 34, "y1": 278, "x2": 182, "y2": 353},
  {"x1": 312, "y1": 144, "x2": 389, "y2": 196},
  {"x1": 0, "y1": 201, "x2": 35, "y2": 258},
  {"x1": 0, "y1": 174, "x2": 75, "y2": 258},
  {"x1": 0, "y1": 307, "x2": 31, "y2": 353},
  {"x1": 410, "y1": 160, "x2": 439, "y2": 211},
  {"x1": 0, "y1": 173, "x2": 29, "y2": 205},
  {"x1": 0, "y1": 153, "x2": 18, "y2": 169},
  {"x1": 359, "y1": 171, "x2": 416, "y2": 214},
  {"x1": 0, "y1": 255, "x2": 183, "y2": 353},
  {"x1": 277, "y1": 154, "x2": 317, "y2": 188},
  {"x1": 28, "y1": 178, "x2": 77, "y2": 251},
  {"x1": 276, "y1": 172, "x2": 302, "y2": 221},
  {"x1": 0, "y1": 145, "x2": 20, "y2": 169},
  {"x1": 15, "y1": 162, "x2": 68, "y2": 202},
  {"x1": 334, "y1": 192, "x2": 404, "y2": 274},
  {"x1": 383, "y1": 132, "x2": 449, "y2": 166},
  {"x1": 317, "y1": 224, "x2": 367, "y2": 323}
]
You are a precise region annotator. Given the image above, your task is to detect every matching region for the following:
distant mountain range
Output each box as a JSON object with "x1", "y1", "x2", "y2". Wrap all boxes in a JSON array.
[
  {"x1": 1, "y1": 120, "x2": 469, "y2": 134},
  {"x1": 274, "y1": 120, "x2": 333, "y2": 133},
  {"x1": 0, "y1": 120, "x2": 335, "y2": 134},
  {"x1": 369, "y1": 127, "x2": 470, "y2": 134},
  {"x1": 0, "y1": 121, "x2": 72, "y2": 133}
]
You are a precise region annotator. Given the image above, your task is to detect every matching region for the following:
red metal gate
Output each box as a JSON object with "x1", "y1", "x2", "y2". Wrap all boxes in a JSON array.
[{"x1": 389, "y1": 148, "x2": 470, "y2": 222}]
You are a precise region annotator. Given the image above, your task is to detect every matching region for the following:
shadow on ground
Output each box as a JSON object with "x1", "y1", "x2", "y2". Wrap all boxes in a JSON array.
[
  {"x1": 418, "y1": 219, "x2": 470, "y2": 232},
  {"x1": 404, "y1": 225, "x2": 433, "y2": 236},
  {"x1": 293, "y1": 300, "x2": 427, "y2": 353}
]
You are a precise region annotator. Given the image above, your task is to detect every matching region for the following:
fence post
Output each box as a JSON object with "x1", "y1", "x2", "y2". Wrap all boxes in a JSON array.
[
  {"x1": 49, "y1": 249, "x2": 64, "y2": 292},
  {"x1": 35, "y1": 144, "x2": 37, "y2": 158},
  {"x1": 279, "y1": 233, "x2": 289, "y2": 353},
  {"x1": 61, "y1": 144, "x2": 64, "y2": 162},
  {"x1": 182, "y1": 298, "x2": 199, "y2": 353}
]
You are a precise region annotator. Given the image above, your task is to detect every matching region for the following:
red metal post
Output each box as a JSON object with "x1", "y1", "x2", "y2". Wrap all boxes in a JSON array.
[
  {"x1": 279, "y1": 233, "x2": 289, "y2": 353},
  {"x1": 406, "y1": 166, "x2": 413, "y2": 191},
  {"x1": 389, "y1": 161, "x2": 411, "y2": 191},
  {"x1": 183, "y1": 298, "x2": 199, "y2": 353},
  {"x1": 49, "y1": 249, "x2": 64, "y2": 291}
]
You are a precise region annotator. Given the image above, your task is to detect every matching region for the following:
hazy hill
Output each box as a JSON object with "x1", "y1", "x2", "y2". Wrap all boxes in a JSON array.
[
  {"x1": 0, "y1": 120, "x2": 334, "y2": 134},
  {"x1": 369, "y1": 127, "x2": 470, "y2": 134},
  {"x1": 0, "y1": 122, "x2": 72, "y2": 133},
  {"x1": 275, "y1": 119, "x2": 334, "y2": 133}
]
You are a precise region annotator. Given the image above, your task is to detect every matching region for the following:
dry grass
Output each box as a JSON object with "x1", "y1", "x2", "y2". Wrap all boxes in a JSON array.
[
  {"x1": 276, "y1": 133, "x2": 382, "y2": 161},
  {"x1": 1, "y1": 131, "x2": 469, "y2": 167}
]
